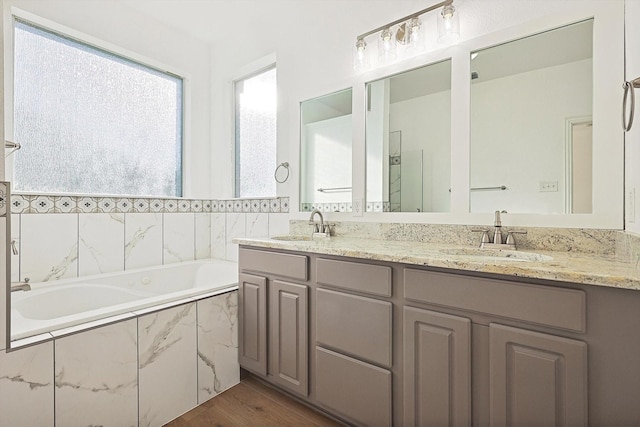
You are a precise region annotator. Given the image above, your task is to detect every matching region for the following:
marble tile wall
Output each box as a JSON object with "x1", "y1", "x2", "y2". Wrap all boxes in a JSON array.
[
  {"x1": 10, "y1": 195, "x2": 289, "y2": 283},
  {"x1": 0, "y1": 292, "x2": 238, "y2": 427}
]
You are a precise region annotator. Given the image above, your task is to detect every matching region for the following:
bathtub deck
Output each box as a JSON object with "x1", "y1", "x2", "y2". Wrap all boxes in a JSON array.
[{"x1": 165, "y1": 375, "x2": 344, "y2": 426}]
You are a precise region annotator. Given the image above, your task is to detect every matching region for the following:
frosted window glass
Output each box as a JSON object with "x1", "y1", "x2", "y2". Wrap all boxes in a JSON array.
[
  {"x1": 235, "y1": 67, "x2": 277, "y2": 198},
  {"x1": 13, "y1": 20, "x2": 183, "y2": 197}
]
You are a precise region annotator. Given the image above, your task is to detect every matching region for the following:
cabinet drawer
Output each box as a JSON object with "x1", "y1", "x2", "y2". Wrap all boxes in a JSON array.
[
  {"x1": 316, "y1": 346, "x2": 392, "y2": 427},
  {"x1": 316, "y1": 258, "x2": 392, "y2": 297},
  {"x1": 239, "y1": 248, "x2": 308, "y2": 281},
  {"x1": 316, "y1": 288, "x2": 392, "y2": 367},
  {"x1": 404, "y1": 268, "x2": 586, "y2": 333}
]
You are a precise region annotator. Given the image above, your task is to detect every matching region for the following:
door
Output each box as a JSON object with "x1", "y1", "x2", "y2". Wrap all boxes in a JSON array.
[
  {"x1": 269, "y1": 280, "x2": 308, "y2": 396},
  {"x1": 403, "y1": 306, "x2": 471, "y2": 427},
  {"x1": 238, "y1": 273, "x2": 267, "y2": 375},
  {"x1": 489, "y1": 323, "x2": 587, "y2": 427}
]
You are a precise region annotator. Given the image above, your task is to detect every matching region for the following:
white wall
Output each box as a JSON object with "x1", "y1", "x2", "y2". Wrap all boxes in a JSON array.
[
  {"x1": 3, "y1": 0, "x2": 212, "y2": 197},
  {"x1": 625, "y1": 0, "x2": 640, "y2": 233}
]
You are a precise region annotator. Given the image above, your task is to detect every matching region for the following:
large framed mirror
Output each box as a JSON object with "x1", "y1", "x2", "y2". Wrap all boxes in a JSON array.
[
  {"x1": 470, "y1": 19, "x2": 593, "y2": 214},
  {"x1": 299, "y1": 88, "x2": 353, "y2": 212},
  {"x1": 365, "y1": 60, "x2": 451, "y2": 213}
]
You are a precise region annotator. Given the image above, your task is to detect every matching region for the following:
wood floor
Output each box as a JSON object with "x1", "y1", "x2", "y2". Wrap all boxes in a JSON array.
[{"x1": 165, "y1": 376, "x2": 344, "y2": 427}]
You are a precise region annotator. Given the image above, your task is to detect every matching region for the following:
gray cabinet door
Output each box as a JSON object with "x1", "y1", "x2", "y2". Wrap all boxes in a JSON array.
[
  {"x1": 489, "y1": 323, "x2": 588, "y2": 427},
  {"x1": 238, "y1": 273, "x2": 267, "y2": 375},
  {"x1": 403, "y1": 306, "x2": 471, "y2": 427},
  {"x1": 269, "y1": 280, "x2": 308, "y2": 396}
]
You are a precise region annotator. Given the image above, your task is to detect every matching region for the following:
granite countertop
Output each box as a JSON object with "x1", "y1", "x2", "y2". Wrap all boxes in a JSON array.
[{"x1": 233, "y1": 235, "x2": 640, "y2": 291}]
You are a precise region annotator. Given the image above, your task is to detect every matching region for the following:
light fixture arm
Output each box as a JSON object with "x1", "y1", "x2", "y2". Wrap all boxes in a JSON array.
[{"x1": 356, "y1": 0, "x2": 453, "y2": 41}]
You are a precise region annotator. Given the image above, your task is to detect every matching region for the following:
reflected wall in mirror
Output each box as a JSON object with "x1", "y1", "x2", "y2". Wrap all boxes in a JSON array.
[
  {"x1": 470, "y1": 19, "x2": 593, "y2": 214},
  {"x1": 366, "y1": 60, "x2": 451, "y2": 213},
  {"x1": 300, "y1": 88, "x2": 353, "y2": 212}
]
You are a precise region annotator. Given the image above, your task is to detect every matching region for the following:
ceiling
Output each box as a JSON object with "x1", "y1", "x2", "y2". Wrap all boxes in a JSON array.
[{"x1": 118, "y1": 0, "x2": 277, "y2": 44}]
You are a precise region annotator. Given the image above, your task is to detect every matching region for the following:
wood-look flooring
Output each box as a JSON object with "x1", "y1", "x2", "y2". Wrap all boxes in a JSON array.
[{"x1": 165, "y1": 376, "x2": 344, "y2": 427}]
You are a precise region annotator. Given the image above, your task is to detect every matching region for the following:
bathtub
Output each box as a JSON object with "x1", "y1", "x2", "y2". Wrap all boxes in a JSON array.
[{"x1": 11, "y1": 259, "x2": 238, "y2": 340}]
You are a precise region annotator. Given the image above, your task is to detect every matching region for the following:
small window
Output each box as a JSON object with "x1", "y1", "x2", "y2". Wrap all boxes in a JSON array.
[
  {"x1": 12, "y1": 19, "x2": 183, "y2": 197},
  {"x1": 235, "y1": 66, "x2": 277, "y2": 198}
]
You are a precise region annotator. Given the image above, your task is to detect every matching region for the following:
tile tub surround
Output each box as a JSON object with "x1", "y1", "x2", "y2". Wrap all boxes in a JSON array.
[
  {"x1": 55, "y1": 319, "x2": 138, "y2": 427},
  {"x1": 236, "y1": 225, "x2": 640, "y2": 291},
  {"x1": 0, "y1": 291, "x2": 239, "y2": 427},
  {"x1": 10, "y1": 195, "x2": 290, "y2": 282}
]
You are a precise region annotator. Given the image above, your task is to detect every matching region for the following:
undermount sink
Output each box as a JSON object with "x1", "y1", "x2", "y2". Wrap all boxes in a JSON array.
[
  {"x1": 270, "y1": 235, "x2": 314, "y2": 242},
  {"x1": 439, "y1": 247, "x2": 553, "y2": 262}
]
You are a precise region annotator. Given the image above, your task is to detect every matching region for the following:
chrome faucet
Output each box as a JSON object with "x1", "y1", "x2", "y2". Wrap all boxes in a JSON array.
[
  {"x1": 309, "y1": 209, "x2": 324, "y2": 232},
  {"x1": 472, "y1": 210, "x2": 527, "y2": 250},
  {"x1": 11, "y1": 277, "x2": 30, "y2": 292},
  {"x1": 309, "y1": 209, "x2": 331, "y2": 238},
  {"x1": 493, "y1": 210, "x2": 503, "y2": 244}
]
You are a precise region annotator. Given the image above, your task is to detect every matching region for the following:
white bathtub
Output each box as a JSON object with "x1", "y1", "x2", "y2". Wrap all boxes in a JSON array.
[{"x1": 11, "y1": 259, "x2": 238, "y2": 340}]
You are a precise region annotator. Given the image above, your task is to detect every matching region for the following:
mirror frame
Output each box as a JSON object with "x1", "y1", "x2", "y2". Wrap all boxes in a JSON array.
[{"x1": 291, "y1": 1, "x2": 623, "y2": 229}]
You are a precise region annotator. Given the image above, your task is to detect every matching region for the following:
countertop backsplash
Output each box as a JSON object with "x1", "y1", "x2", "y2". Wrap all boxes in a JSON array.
[{"x1": 290, "y1": 220, "x2": 634, "y2": 258}]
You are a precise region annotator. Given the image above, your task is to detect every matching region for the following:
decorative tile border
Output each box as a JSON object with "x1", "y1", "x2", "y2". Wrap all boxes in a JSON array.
[
  {"x1": 10, "y1": 194, "x2": 290, "y2": 215},
  {"x1": 300, "y1": 202, "x2": 353, "y2": 213}
]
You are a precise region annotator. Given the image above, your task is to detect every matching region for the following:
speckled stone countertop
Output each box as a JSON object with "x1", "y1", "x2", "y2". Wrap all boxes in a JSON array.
[{"x1": 233, "y1": 234, "x2": 640, "y2": 291}]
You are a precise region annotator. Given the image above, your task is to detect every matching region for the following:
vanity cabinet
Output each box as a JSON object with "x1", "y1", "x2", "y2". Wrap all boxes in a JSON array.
[
  {"x1": 403, "y1": 268, "x2": 588, "y2": 427},
  {"x1": 238, "y1": 249, "x2": 309, "y2": 397},
  {"x1": 238, "y1": 246, "x2": 640, "y2": 426},
  {"x1": 315, "y1": 258, "x2": 393, "y2": 426}
]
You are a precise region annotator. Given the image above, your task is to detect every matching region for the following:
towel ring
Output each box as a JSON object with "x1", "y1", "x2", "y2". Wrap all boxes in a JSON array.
[
  {"x1": 623, "y1": 77, "x2": 640, "y2": 132},
  {"x1": 274, "y1": 162, "x2": 290, "y2": 183}
]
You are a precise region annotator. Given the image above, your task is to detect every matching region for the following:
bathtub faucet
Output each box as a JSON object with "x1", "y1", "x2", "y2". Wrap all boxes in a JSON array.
[{"x1": 11, "y1": 277, "x2": 30, "y2": 292}]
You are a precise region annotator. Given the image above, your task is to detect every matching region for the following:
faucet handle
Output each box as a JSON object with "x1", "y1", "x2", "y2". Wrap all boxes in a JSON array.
[
  {"x1": 505, "y1": 230, "x2": 527, "y2": 246},
  {"x1": 471, "y1": 228, "x2": 491, "y2": 245}
]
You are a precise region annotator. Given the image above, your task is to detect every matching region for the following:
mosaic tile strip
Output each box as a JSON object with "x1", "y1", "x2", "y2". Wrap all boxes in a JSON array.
[
  {"x1": 10, "y1": 194, "x2": 291, "y2": 214},
  {"x1": 301, "y1": 202, "x2": 353, "y2": 213}
]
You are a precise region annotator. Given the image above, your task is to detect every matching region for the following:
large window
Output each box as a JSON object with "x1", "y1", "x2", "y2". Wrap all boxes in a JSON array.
[
  {"x1": 12, "y1": 19, "x2": 183, "y2": 197},
  {"x1": 235, "y1": 66, "x2": 277, "y2": 198}
]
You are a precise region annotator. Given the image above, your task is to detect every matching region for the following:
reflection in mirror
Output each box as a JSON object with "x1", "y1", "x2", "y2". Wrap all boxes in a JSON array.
[
  {"x1": 366, "y1": 60, "x2": 451, "y2": 213},
  {"x1": 470, "y1": 19, "x2": 593, "y2": 214},
  {"x1": 300, "y1": 88, "x2": 353, "y2": 212}
]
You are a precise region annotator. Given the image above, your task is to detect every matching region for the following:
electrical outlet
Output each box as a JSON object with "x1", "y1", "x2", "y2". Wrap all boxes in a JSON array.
[
  {"x1": 627, "y1": 189, "x2": 636, "y2": 223},
  {"x1": 539, "y1": 181, "x2": 558, "y2": 192},
  {"x1": 353, "y1": 198, "x2": 363, "y2": 217}
]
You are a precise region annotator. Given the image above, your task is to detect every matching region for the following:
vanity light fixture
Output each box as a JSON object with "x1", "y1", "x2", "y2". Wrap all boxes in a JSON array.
[{"x1": 354, "y1": 0, "x2": 459, "y2": 71}]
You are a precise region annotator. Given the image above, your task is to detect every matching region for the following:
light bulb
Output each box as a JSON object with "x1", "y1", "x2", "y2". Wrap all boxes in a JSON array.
[
  {"x1": 407, "y1": 17, "x2": 425, "y2": 51},
  {"x1": 353, "y1": 38, "x2": 370, "y2": 71},
  {"x1": 378, "y1": 28, "x2": 397, "y2": 63},
  {"x1": 438, "y1": 4, "x2": 460, "y2": 44}
]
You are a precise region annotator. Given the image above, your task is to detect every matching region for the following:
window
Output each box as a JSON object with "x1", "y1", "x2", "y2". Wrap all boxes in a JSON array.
[
  {"x1": 235, "y1": 66, "x2": 277, "y2": 198},
  {"x1": 12, "y1": 19, "x2": 183, "y2": 197}
]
